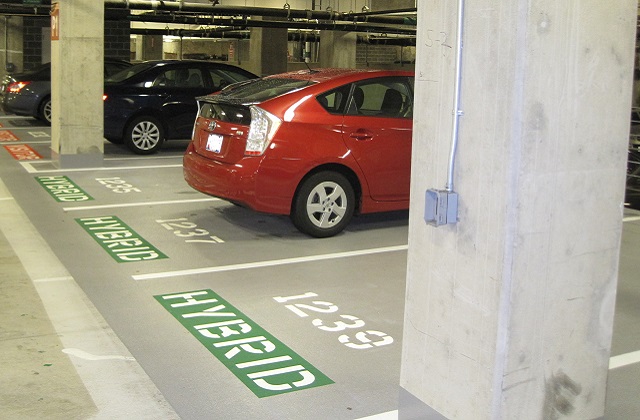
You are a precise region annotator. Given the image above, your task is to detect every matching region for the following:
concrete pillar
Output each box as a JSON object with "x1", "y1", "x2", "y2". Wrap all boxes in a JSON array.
[
  {"x1": 50, "y1": 0, "x2": 104, "y2": 168},
  {"x1": 248, "y1": 22, "x2": 287, "y2": 77},
  {"x1": 318, "y1": 31, "x2": 356, "y2": 68},
  {"x1": 400, "y1": 1, "x2": 636, "y2": 419}
]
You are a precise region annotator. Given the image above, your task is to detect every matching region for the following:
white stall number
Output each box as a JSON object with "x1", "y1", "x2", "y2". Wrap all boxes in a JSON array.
[
  {"x1": 273, "y1": 292, "x2": 393, "y2": 350},
  {"x1": 96, "y1": 177, "x2": 141, "y2": 194},
  {"x1": 156, "y1": 217, "x2": 224, "y2": 244}
]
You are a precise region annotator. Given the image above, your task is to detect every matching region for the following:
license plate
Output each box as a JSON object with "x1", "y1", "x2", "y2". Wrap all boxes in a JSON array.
[{"x1": 205, "y1": 133, "x2": 223, "y2": 153}]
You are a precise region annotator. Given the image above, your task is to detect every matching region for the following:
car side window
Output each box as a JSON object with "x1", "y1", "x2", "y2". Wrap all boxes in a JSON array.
[
  {"x1": 318, "y1": 78, "x2": 413, "y2": 118},
  {"x1": 346, "y1": 77, "x2": 413, "y2": 119},
  {"x1": 104, "y1": 62, "x2": 130, "y2": 77},
  {"x1": 208, "y1": 69, "x2": 253, "y2": 91},
  {"x1": 153, "y1": 69, "x2": 175, "y2": 87},
  {"x1": 317, "y1": 84, "x2": 352, "y2": 114},
  {"x1": 176, "y1": 68, "x2": 204, "y2": 88},
  {"x1": 209, "y1": 70, "x2": 229, "y2": 91},
  {"x1": 153, "y1": 68, "x2": 204, "y2": 88},
  {"x1": 346, "y1": 77, "x2": 413, "y2": 118}
]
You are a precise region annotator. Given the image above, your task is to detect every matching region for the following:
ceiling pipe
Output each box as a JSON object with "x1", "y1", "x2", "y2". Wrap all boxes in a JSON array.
[
  {"x1": 0, "y1": 5, "x2": 50, "y2": 16},
  {"x1": 0, "y1": 1, "x2": 416, "y2": 28},
  {"x1": 347, "y1": 8, "x2": 417, "y2": 17},
  {"x1": 104, "y1": 0, "x2": 415, "y2": 26},
  {"x1": 128, "y1": 14, "x2": 415, "y2": 35},
  {"x1": 130, "y1": 28, "x2": 416, "y2": 47}
]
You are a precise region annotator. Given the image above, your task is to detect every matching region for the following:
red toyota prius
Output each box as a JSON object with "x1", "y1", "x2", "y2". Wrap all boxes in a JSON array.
[{"x1": 183, "y1": 68, "x2": 414, "y2": 237}]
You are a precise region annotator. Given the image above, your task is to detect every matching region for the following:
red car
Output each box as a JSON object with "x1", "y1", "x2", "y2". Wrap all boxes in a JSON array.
[{"x1": 183, "y1": 68, "x2": 414, "y2": 237}]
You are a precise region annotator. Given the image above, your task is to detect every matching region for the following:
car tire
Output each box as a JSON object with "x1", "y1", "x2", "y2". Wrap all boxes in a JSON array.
[
  {"x1": 38, "y1": 97, "x2": 52, "y2": 124},
  {"x1": 291, "y1": 171, "x2": 355, "y2": 238},
  {"x1": 125, "y1": 116, "x2": 164, "y2": 154}
]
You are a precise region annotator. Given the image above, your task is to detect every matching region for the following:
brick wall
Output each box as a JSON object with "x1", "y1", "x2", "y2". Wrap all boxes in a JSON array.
[
  {"x1": 22, "y1": 17, "x2": 48, "y2": 71},
  {"x1": 356, "y1": 44, "x2": 416, "y2": 69},
  {"x1": 105, "y1": 10, "x2": 131, "y2": 61},
  {"x1": 105, "y1": 19, "x2": 130, "y2": 61},
  {"x1": 21, "y1": 14, "x2": 130, "y2": 71}
]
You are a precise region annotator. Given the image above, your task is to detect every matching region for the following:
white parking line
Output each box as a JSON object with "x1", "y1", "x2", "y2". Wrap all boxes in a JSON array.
[
  {"x1": 63, "y1": 198, "x2": 219, "y2": 212},
  {"x1": 62, "y1": 348, "x2": 136, "y2": 362},
  {"x1": 0, "y1": 126, "x2": 50, "y2": 130},
  {"x1": 133, "y1": 245, "x2": 409, "y2": 280},
  {"x1": 20, "y1": 161, "x2": 182, "y2": 173},
  {"x1": 356, "y1": 411, "x2": 398, "y2": 420},
  {"x1": 623, "y1": 216, "x2": 640, "y2": 222},
  {"x1": 104, "y1": 155, "x2": 181, "y2": 161},
  {"x1": 33, "y1": 276, "x2": 74, "y2": 283},
  {"x1": 1, "y1": 140, "x2": 50, "y2": 145},
  {"x1": 609, "y1": 350, "x2": 640, "y2": 369}
]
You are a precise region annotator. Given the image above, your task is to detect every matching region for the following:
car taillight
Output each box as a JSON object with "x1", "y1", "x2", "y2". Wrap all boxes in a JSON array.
[
  {"x1": 245, "y1": 106, "x2": 281, "y2": 156},
  {"x1": 7, "y1": 81, "x2": 30, "y2": 93},
  {"x1": 102, "y1": 94, "x2": 108, "y2": 101}
]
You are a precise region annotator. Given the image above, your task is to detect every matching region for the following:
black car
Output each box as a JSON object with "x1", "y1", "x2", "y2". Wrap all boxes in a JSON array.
[
  {"x1": 103, "y1": 60, "x2": 258, "y2": 154},
  {"x1": 1, "y1": 58, "x2": 131, "y2": 123}
]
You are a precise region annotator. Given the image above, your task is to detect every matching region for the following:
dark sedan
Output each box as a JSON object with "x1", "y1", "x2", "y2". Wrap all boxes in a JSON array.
[
  {"x1": 1, "y1": 58, "x2": 131, "y2": 123},
  {"x1": 103, "y1": 60, "x2": 258, "y2": 154}
]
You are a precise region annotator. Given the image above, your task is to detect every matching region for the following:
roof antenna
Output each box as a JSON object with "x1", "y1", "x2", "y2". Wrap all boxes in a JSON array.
[{"x1": 303, "y1": 60, "x2": 319, "y2": 74}]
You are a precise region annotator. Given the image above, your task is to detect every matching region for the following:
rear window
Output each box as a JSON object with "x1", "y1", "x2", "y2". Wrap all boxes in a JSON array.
[
  {"x1": 106, "y1": 62, "x2": 155, "y2": 83},
  {"x1": 198, "y1": 102, "x2": 251, "y2": 125},
  {"x1": 218, "y1": 78, "x2": 315, "y2": 103}
]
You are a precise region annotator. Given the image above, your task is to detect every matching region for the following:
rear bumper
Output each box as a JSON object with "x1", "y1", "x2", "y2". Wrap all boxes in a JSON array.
[
  {"x1": 103, "y1": 105, "x2": 128, "y2": 140},
  {"x1": 183, "y1": 143, "x2": 278, "y2": 213},
  {"x1": 3, "y1": 93, "x2": 39, "y2": 117}
]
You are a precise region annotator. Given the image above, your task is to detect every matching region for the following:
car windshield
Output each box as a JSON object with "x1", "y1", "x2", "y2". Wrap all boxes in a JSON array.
[
  {"x1": 218, "y1": 78, "x2": 315, "y2": 103},
  {"x1": 106, "y1": 62, "x2": 155, "y2": 83}
]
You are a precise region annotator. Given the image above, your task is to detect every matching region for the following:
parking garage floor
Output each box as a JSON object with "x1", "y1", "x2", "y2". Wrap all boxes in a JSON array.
[{"x1": 0, "y1": 114, "x2": 638, "y2": 419}]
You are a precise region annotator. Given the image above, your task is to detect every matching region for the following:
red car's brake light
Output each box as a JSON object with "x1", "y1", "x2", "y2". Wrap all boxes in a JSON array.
[
  {"x1": 7, "y1": 81, "x2": 30, "y2": 93},
  {"x1": 245, "y1": 106, "x2": 281, "y2": 156}
]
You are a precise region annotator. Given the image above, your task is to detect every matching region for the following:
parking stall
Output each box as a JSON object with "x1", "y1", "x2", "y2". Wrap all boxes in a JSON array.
[{"x1": 0, "y1": 114, "x2": 410, "y2": 419}]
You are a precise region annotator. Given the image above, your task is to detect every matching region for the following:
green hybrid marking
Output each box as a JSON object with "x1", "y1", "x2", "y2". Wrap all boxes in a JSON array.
[
  {"x1": 76, "y1": 216, "x2": 167, "y2": 263},
  {"x1": 35, "y1": 175, "x2": 93, "y2": 202},
  {"x1": 155, "y1": 289, "x2": 333, "y2": 398}
]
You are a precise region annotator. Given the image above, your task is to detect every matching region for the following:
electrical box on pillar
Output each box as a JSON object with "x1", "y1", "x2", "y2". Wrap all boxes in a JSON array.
[
  {"x1": 424, "y1": 189, "x2": 458, "y2": 226},
  {"x1": 425, "y1": 0, "x2": 464, "y2": 228}
]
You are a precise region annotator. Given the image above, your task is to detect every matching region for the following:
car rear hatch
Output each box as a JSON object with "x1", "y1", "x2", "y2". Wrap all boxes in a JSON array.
[
  {"x1": 192, "y1": 97, "x2": 252, "y2": 163},
  {"x1": 191, "y1": 77, "x2": 317, "y2": 163}
]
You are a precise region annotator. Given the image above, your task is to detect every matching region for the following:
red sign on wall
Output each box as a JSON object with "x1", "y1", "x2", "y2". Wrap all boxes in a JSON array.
[{"x1": 51, "y1": 3, "x2": 60, "y2": 41}]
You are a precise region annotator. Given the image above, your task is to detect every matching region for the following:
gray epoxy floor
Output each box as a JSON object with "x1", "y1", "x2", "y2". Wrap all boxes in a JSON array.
[{"x1": 0, "y1": 114, "x2": 638, "y2": 419}]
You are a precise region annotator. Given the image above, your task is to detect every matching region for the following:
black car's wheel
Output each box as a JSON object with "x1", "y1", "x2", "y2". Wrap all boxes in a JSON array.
[
  {"x1": 38, "y1": 97, "x2": 52, "y2": 124},
  {"x1": 291, "y1": 171, "x2": 355, "y2": 238},
  {"x1": 125, "y1": 116, "x2": 164, "y2": 154}
]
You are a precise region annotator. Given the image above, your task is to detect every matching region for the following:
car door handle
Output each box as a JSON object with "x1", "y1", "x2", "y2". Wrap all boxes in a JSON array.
[{"x1": 349, "y1": 129, "x2": 374, "y2": 141}]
